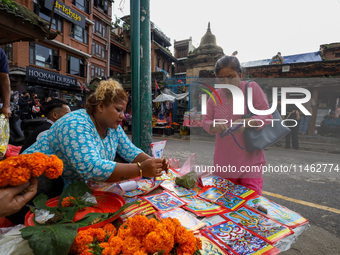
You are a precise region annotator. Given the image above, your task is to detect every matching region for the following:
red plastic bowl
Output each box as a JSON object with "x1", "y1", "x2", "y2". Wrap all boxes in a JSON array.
[{"x1": 25, "y1": 191, "x2": 125, "y2": 231}]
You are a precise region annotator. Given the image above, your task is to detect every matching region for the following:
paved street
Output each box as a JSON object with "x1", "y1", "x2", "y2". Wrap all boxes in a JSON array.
[{"x1": 154, "y1": 136, "x2": 340, "y2": 255}]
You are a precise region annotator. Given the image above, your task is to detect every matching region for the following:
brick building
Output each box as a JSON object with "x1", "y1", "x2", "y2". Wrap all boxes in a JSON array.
[
  {"x1": 1, "y1": 0, "x2": 113, "y2": 107},
  {"x1": 173, "y1": 37, "x2": 195, "y2": 79}
]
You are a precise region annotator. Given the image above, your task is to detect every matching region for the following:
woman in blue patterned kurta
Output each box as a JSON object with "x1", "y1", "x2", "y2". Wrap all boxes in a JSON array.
[{"x1": 23, "y1": 79, "x2": 168, "y2": 187}]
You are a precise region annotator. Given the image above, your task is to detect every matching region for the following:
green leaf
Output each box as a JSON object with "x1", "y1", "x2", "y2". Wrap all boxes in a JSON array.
[
  {"x1": 20, "y1": 224, "x2": 78, "y2": 255},
  {"x1": 75, "y1": 201, "x2": 139, "y2": 227},
  {"x1": 33, "y1": 193, "x2": 59, "y2": 213},
  {"x1": 58, "y1": 180, "x2": 92, "y2": 207}
]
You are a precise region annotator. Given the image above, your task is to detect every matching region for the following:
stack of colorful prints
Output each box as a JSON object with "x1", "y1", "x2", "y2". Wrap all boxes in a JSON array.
[
  {"x1": 246, "y1": 196, "x2": 309, "y2": 228},
  {"x1": 222, "y1": 207, "x2": 294, "y2": 244},
  {"x1": 158, "y1": 208, "x2": 206, "y2": 231},
  {"x1": 160, "y1": 180, "x2": 193, "y2": 197},
  {"x1": 204, "y1": 221, "x2": 280, "y2": 255},
  {"x1": 142, "y1": 191, "x2": 187, "y2": 212},
  {"x1": 197, "y1": 234, "x2": 229, "y2": 255},
  {"x1": 156, "y1": 168, "x2": 178, "y2": 181},
  {"x1": 123, "y1": 179, "x2": 163, "y2": 197},
  {"x1": 198, "y1": 186, "x2": 245, "y2": 211},
  {"x1": 200, "y1": 175, "x2": 256, "y2": 199},
  {"x1": 120, "y1": 200, "x2": 156, "y2": 222},
  {"x1": 181, "y1": 196, "x2": 227, "y2": 217},
  {"x1": 201, "y1": 231, "x2": 233, "y2": 255}
]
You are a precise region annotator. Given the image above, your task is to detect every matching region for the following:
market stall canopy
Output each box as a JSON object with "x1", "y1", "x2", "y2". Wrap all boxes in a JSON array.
[
  {"x1": 152, "y1": 92, "x2": 176, "y2": 103},
  {"x1": 0, "y1": 1, "x2": 59, "y2": 44},
  {"x1": 163, "y1": 88, "x2": 189, "y2": 100}
]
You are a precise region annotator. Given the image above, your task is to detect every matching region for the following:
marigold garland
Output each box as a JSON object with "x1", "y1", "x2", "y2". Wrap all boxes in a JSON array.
[
  {"x1": 70, "y1": 216, "x2": 201, "y2": 255},
  {"x1": 0, "y1": 152, "x2": 63, "y2": 187}
]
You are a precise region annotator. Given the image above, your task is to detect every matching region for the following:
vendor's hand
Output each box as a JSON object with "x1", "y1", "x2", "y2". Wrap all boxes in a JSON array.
[
  {"x1": 140, "y1": 158, "x2": 164, "y2": 177},
  {"x1": 161, "y1": 156, "x2": 170, "y2": 174},
  {"x1": 210, "y1": 123, "x2": 227, "y2": 134},
  {"x1": 233, "y1": 119, "x2": 246, "y2": 134},
  {"x1": 0, "y1": 178, "x2": 38, "y2": 218}
]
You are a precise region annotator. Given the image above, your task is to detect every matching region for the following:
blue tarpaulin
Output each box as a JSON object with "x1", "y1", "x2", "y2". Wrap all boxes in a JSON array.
[{"x1": 241, "y1": 51, "x2": 322, "y2": 67}]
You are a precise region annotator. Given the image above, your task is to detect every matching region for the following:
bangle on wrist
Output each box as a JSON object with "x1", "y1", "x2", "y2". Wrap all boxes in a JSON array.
[{"x1": 137, "y1": 162, "x2": 142, "y2": 177}]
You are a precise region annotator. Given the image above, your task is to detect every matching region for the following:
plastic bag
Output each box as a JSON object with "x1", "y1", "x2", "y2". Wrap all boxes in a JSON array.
[
  {"x1": 5, "y1": 144, "x2": 21, "y2": 158},
  {"x1": 177, "y1": 153, "x2": 197, "y2": 177},
  {"x1": 168, "y1": 158, "x2": 179, "y2": 169},
  {"x1": 0, "y1": 114, "x2": 9, "y2": 157},
  {"x1": 0, "y1": 225, "x2": 34, "y2": 255},
  {"x1": 175, "y1": 171, "x2": 197, "y2": 189}
]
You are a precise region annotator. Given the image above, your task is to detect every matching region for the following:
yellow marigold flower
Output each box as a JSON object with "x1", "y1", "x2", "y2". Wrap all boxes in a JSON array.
[
  {"x1": 70, "y1": 229, "x2": 94, "y2": 254},
  {"x1": 175, "y1": 226, "x2": 189, "y2": 244},
  {"x1": 61, "y1": 196, "x2": 75, "y2": 208},
  {"x1": 44, "y1": 155, "x2": 63, "y2": 179},
  {"x1": 103, "y1": 223, "x2": 117, "y2": 235},
  {"x1": 122, "y1": 236, "x2": 141, "y2": 255},
  {"x1": 127, "y1": 215, "x2": 149, "y2": 237}
]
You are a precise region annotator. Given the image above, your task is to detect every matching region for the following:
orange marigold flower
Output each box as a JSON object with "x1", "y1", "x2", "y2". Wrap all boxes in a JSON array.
[
  {"x1": 145, "y1": 231, "x2": 167, "y2": 253},
  {"x1": 103, "y1": 223, "x2": 117, "y2": 235},
  {"x1": 171, "y1": 217, "x2": 181, "y2": 230},
  {"x1": 8, "y1": 166, "x2": 31, "y2": 186},
  {"x1": 122, "y1": 236, "x2": 141, "y2": 255},
  {"x1": 102, "y1": 247, "x2": 120, "y2": 255},
  {"x1": 148, "y1": 218, "x2": 158, "y2": 233},
  {"x1": 196, "y1": 237, "x2": 202, "y2": 250},
  {"x1": 127, "y1": 215, "x2": 149, "y2": 237},
  {"x1": 70, "y1": 229, "x2": 94, "y2": 254},
  {"x1": 99, "y1": 242, "x2": 109, "y2": 249},
  {"x1": 108, "y1": 236, "x2": 123, "y2": 253},
  {"x1": 61, "y1": 196, "x2": 76, "y2": 208},
  {"x1": 88, "y1": 228, "x2": 106, "y2": 242},
  {"x1": 44, "y1": 155, "x2": 63, "y2": 179},
  {"x1": 175, "y1": 225, "x2": 189, "y2": 244},
  {"x1": 179, "y1": 232, "x2": 197, "y2": 254},
  {"x1": 159, "y1": 218, "x2": 176, "y2": 236},
  {"x1": 27, "y1": 152, "x2": 49, "y2": 177},
  {"x1": 80, "y1": 249, "x2": 93, "y2": 255},
  {"x1": 133, "y1": 250, "x2": 148, "y2": 255},
  {"x1": 117, "y1": 224, "x2": 131, "y2": 240}
]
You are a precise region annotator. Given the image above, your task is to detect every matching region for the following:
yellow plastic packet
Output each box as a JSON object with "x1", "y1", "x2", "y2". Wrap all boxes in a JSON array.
[{"x1": 0, "y1": 114, "x2": 10, "y2": 157}]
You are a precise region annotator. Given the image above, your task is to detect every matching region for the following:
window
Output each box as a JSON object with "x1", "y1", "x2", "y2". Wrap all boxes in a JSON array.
[
  {"x1": 93, "y1": 0, "x2": 108, "y2": 14},
  {"x1": 29, "y1": 43, "x2": 60, "y2": 70},
  {"x1": 110, "y1": 47, "x2": 122, "y2": 67},
  {"x1": 67, "y1": 55, "x2": 85, "y2": 77},
  {"x1": 91, "y1": 65, "x2": 105, "y2": 78},
  {"x1": 92, "y1": 42, "x2": 106, "y2": 59},
  {"x1": 72, "y1": 0, "x2": 90, "y2": 13},
  {"x1": 71, "y1": 24, "x2": 88, "y2": 44},
  {"x1": 335, "y1": 53, "x2": 340, "y2": 58},
  {"x1": 93, "y1": 19, "x2": 106, "y2": 38},
  {"x1": 1, "y1": 44, "x2": 13, "y2": 63},
  {"x1": 38, "y1": 9, "x2": 63, "y2": 32}
]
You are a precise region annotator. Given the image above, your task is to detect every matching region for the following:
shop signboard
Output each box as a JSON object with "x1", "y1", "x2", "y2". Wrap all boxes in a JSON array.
[
  {"x1": 45, "y1": 0, "x2": 85, "y2": 29},
  {"x1": 26, "y1": 66, "x2": 78, "y2": 90}
]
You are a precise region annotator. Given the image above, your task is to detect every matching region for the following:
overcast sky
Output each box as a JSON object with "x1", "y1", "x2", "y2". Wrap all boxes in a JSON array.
[{"x1": 113, "y1": 0, "x2": 340, "y2": 64}]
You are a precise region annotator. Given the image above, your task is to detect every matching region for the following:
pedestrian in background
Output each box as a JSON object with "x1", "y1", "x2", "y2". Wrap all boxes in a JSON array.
[
  {"x1": 0, "y1": 47, "x2": 11, "y2": 119},
  {"x1": 299, "y1": 98, "x2": 315, "y2": 135}
]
